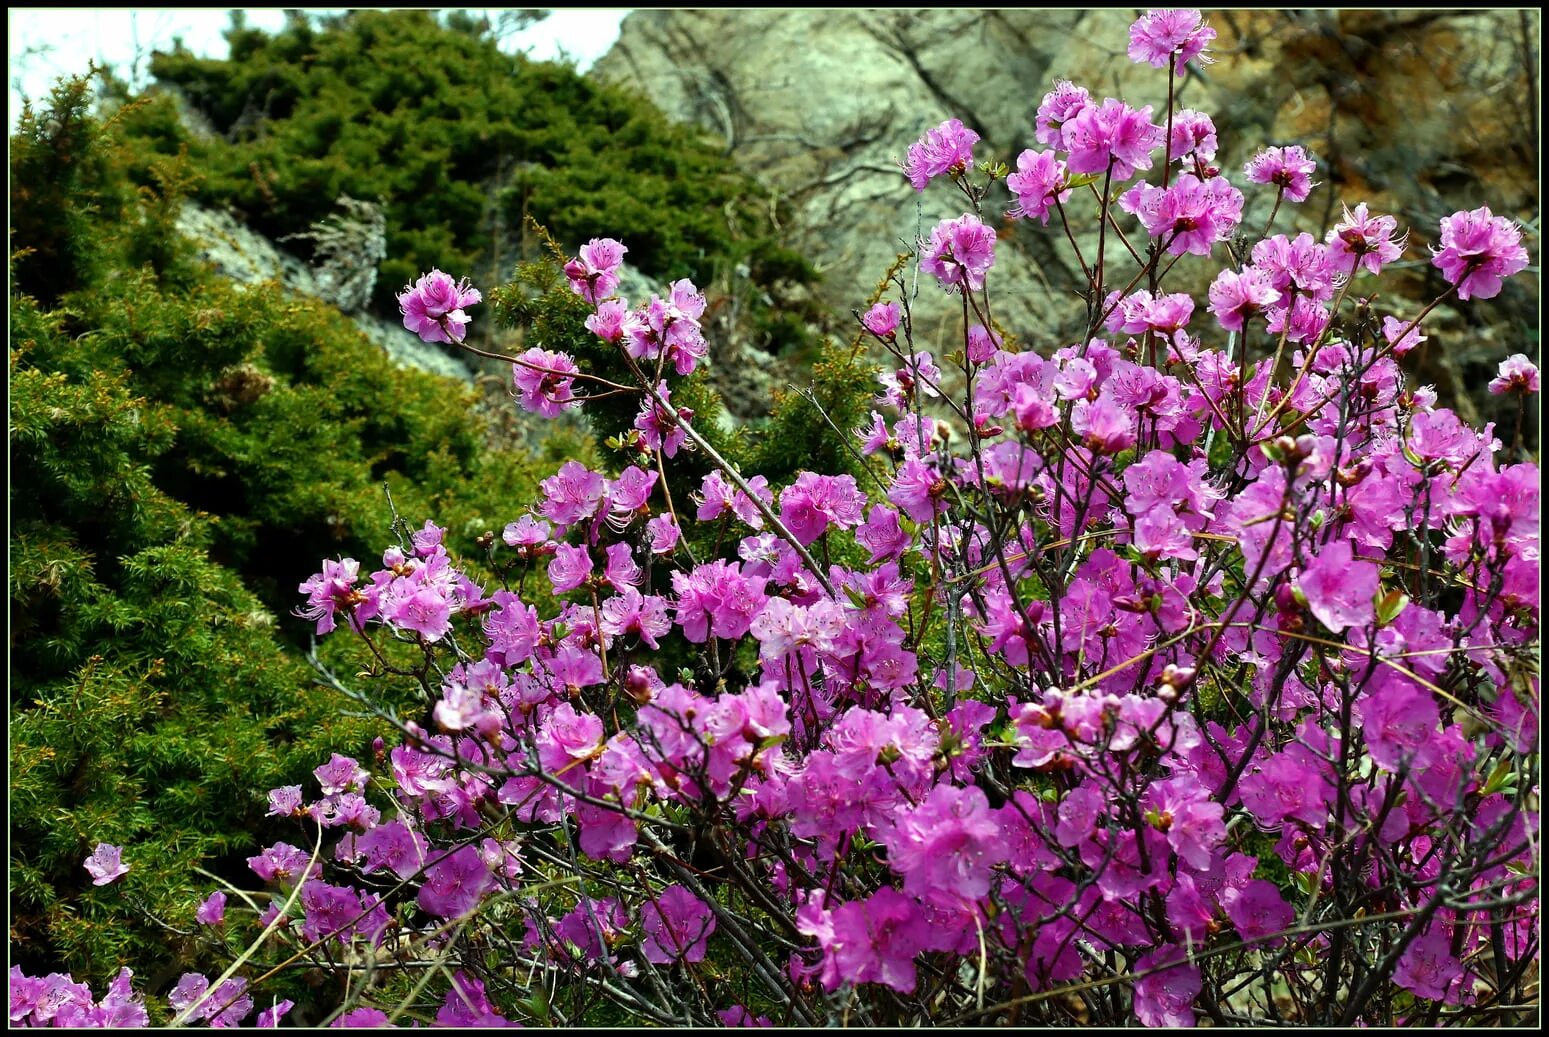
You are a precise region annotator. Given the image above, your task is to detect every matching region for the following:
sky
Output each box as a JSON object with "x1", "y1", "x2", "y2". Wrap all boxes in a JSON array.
[{"x1": 8, "y1": 8, "x2": 631, "y2": 129}]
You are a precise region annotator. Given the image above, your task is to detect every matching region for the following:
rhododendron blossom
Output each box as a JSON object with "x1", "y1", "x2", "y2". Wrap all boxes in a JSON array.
[
  {"x1": 83, "y1": 843, "x2": 128, "y2": 886},
  {"x1": 900, "y1": 117, "x2": 979, "y2": 191},
  {"x1": 398, "y1": 269, "x2": 481, "y2": 344},
  {"x1": 1431, "y1": 205, "x2": 1531, "y2": 300},
  {"x1": 919, "y1": 214, "x2": 996, "y2": 292},
  {"x1": 1243, "y1": 145, "x2": 1318, "y2": 202},
  {"x1": 1128, "y1": 8, "x2": 1216, "y2": 72}
]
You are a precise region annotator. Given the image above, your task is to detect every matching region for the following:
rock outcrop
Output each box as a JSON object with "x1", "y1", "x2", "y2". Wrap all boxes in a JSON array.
[
  {"x1": 174, "y1": 200, "x2": 475, "y2": 384},
  {"x1": 594, "y1": 10, "x2": 1539, "y2": 426}
]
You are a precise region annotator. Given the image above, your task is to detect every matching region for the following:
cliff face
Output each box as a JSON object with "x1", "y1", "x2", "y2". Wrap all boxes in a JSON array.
[{"x1": 594, "y1": 9, "x2": 1538, "y2": 427}]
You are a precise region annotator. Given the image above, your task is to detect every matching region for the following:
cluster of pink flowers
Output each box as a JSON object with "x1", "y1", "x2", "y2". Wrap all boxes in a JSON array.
[
  {"x1": 55, "y1": 9, "x2": 1537, "y2": 1030},
  {"x1": 586, "y1": 277, "x2": 709, "y2": 378},
  {"x1": 919, "y1": 214, "x2": 997, "y2": 293},
  {"x1": 899, "y1": 117, "x2": 979, "y2": 192},
  {"x1": 1127, "y1": 8, "x2": 1216, "y2": 72},
  {"x1": 1119, "y1": 172, "x2": 1244, "y2": 255},
  {"x1": 511, "y1": 347, "x2": 581, "y2": 418}
]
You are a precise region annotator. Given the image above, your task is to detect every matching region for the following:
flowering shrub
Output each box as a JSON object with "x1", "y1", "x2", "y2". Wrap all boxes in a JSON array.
[{"x1": 21, "y1": 10, "x2": 1538, "y2": 1027}]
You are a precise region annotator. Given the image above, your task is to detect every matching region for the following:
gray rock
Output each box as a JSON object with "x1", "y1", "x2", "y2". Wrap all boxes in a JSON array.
[
  {"x1": 174, "y1": 200, "x2": 474, "y2": 384},
  {"x1": 593, "y1": 9, "x2": 1539, "y2": 427}
]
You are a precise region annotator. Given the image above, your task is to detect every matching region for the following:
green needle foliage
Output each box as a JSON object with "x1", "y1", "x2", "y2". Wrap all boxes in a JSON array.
[
  {"x1": 8, "y1": 75, "x2": 563, "y2": 997},
  {"x1": 123, "y1": 9, "x2": 820, "y2": 352}
]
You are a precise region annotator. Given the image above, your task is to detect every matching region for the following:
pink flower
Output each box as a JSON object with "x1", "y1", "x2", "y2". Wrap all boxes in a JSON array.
[
  {"x1": 1265, "y1": 294, "x2": 1332, "y2": 346},
  {"x1": 1006, "y1": 149, "x2": 1071, "y2": 224},
  {"x1": 603, "y1": 464, "x2": 654, "y2": 518},
  {"x1": 635, "y1": 381, "x2": 690, "y2": 458},
  {"x1": 1489, "y1": 354, "x2": 1540, "y2": 395},
  {"x1": 1071, "y1": 394, "x2": 1137, "y2": 454},
  {"x1": 888, "y1": 458, "x2": 949, "y2": 524},
  {"x1": 1036, "y1": 79, "x2": 1092, "y2": 147},
  {"x1": 856, "y1": 504, "x2": 910, "y2": 563},
  {"x1": 386, "y1": 585, "x2": 452, "y2": 641},
  {"x1": 1118, "y1": 173, "x2": 1243, "y2": 256},
  {"x1": 861, "y1": 301, "x2": 900, "y2": 338},
  {"x1": 624, "y1": 282, "x2": 709, "y2": 375},
  {"x1": 966, "y1": 324, "x2": 1003, "y2": 364},
  {"x1": 167, "y1": 973, "x2": 213, "y2": 1021},
  {"x1": 586, "y1": 298, "x2": 633, "y2": 342},
  {"x1": 646, "y1": 513, "x2": 681, "y2": 554},
  {"x1": 1381, "y1": 315, "x2": 1426, "y2": 357},
  {"x1": 1394, "y1": 929, "x2": 1464, "y2": 1002},
  {"x1": 1208, "y1": 266, "x2": 1280, "y2": 332},
  {"x1": 600, "y1": 586, "x2": 671, "y2": 650},
  {"x1": 563, "y1": 237, "x2": 628, "y2": 303},
  {"x1": 1128, "y1": 9, "x2": 1216, "y2": 72},
  {"x1": 247, "y1": 841, "x2": 318, "y2": 885},
  {"x1": 170, "y1": 972, "x2": 253, "y2": 1026},
  {"x1": 919, "y1": 214, "x2": 997, "y2": 293},
  {"x1": 1132, "y1": 949, "x2": 1202, "y2": 1026},
  {"x1": 1326, "y1": 202, "x2": 1405, "y2": 276},
  {"x1": 417, "y1": 845, "x2": 494, "y2": 919},
  {"x1": 301, "y1": 881, "x2": 365, "y2": 945},
  {"x1": 512, "y1": 347, "x2": 580, "y2": 418},
  {"x1": 297, "y1": 558, "x2": 374, "y2": 635},
  {"x1": 900, "y1": 118, "x2": 979, "y2": 191},
  {"x1": 539, "y1": 460, "x2": 607, "y2": 529},
  {"x1": 547, "y1": 543, "x2": 593, "y2": 594},
  {"x1": 502, "y1": 514, "x2": 550, "y2": 549},
  {"x1": 1298, "y1": 539, "x2": 1378, "y2": 633},
  {"x1": 314, "y1": 753, "x2": 368, "y2": 796},
  {"x1": 334, "y1": 1008, "x2": 390, "y2": 1027},
  {"x1": 398, "y1": 270, "x2": 481, "y2": 344},
  {"x1": 602, "y1": 542, "x2": 641, "y2": 590},
  {"x1": 483, "y1": 592, "x2": 542, "y2": 667},
  {"x1": 256, "y1": 999, "x2": 294, "y2": 1028},
  {"x1": 696, "y1": 469, "x2": 772, "y2": 529},
  {"x1": 1243, "y1": 145, "x2": 1318, "y2": 203},
  {"x1": 1063, "y1": 98, "x2": 1165, "y2": 182},
  {"x1": 882, "y1": 784, "x2": 1005, "y2": 903},
  {"x1": 1407, "y1": 408, "x2": 1477, "y2": 465},
  {"x1": 718, "y1": 1005, "x2": 773, "y2": 1027},
  {"x1": 663, "y1": 278, "x2": 709, "y2": 375},
  {"x1": 877, "y1": 351, "x2": 943, "y2": 409},
  {"x1": 1169, "y1": 109, "x2": 1217, "y2": 161},
  {"x1": 84, "y1": 842, "x2": 128, "y2": 885},
  {"x1": 1222, "y1": 880, "x2": 1293, "y2": 942},
  {"x1": 640, "y1": 885, "x2": 716, "y2": 964},
  {"x1": 205, "y1": 978, "x2": 254, "y2": 1027},
  {"x1": 410, "y1": 520, "x2": 444, "y2": 557},
  {"x1": 1360, "y1": 678, "x2": 1440, "y2": 773},
  {"x1": 1431, "y1": 206, "x2": 1530, "y2": 300},
  {"x1": 778, "y1": 472, "x2": 866, "y2": 545},
  {"x1": 356, "y1": 820, "x2": 430, "y2": 880},
  {"x1": 672, "y1": 559, "x2": 768, "y2": 642},
  {"x1": 825, "y1": 887, "x2": 927, "y2": 993},
  {"x1": 1133, "y1": 506, "x2": 1196, "y2": 560},
  {"x1": 1252, "y1": 232, "x2": 1337, "y2": 302},
  {"x1": 266, "y1": 785, "x2": 304, "y2": 818},
  {"x1": 436, "y1": 971, "x2": 514, "y2": 1027}
]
